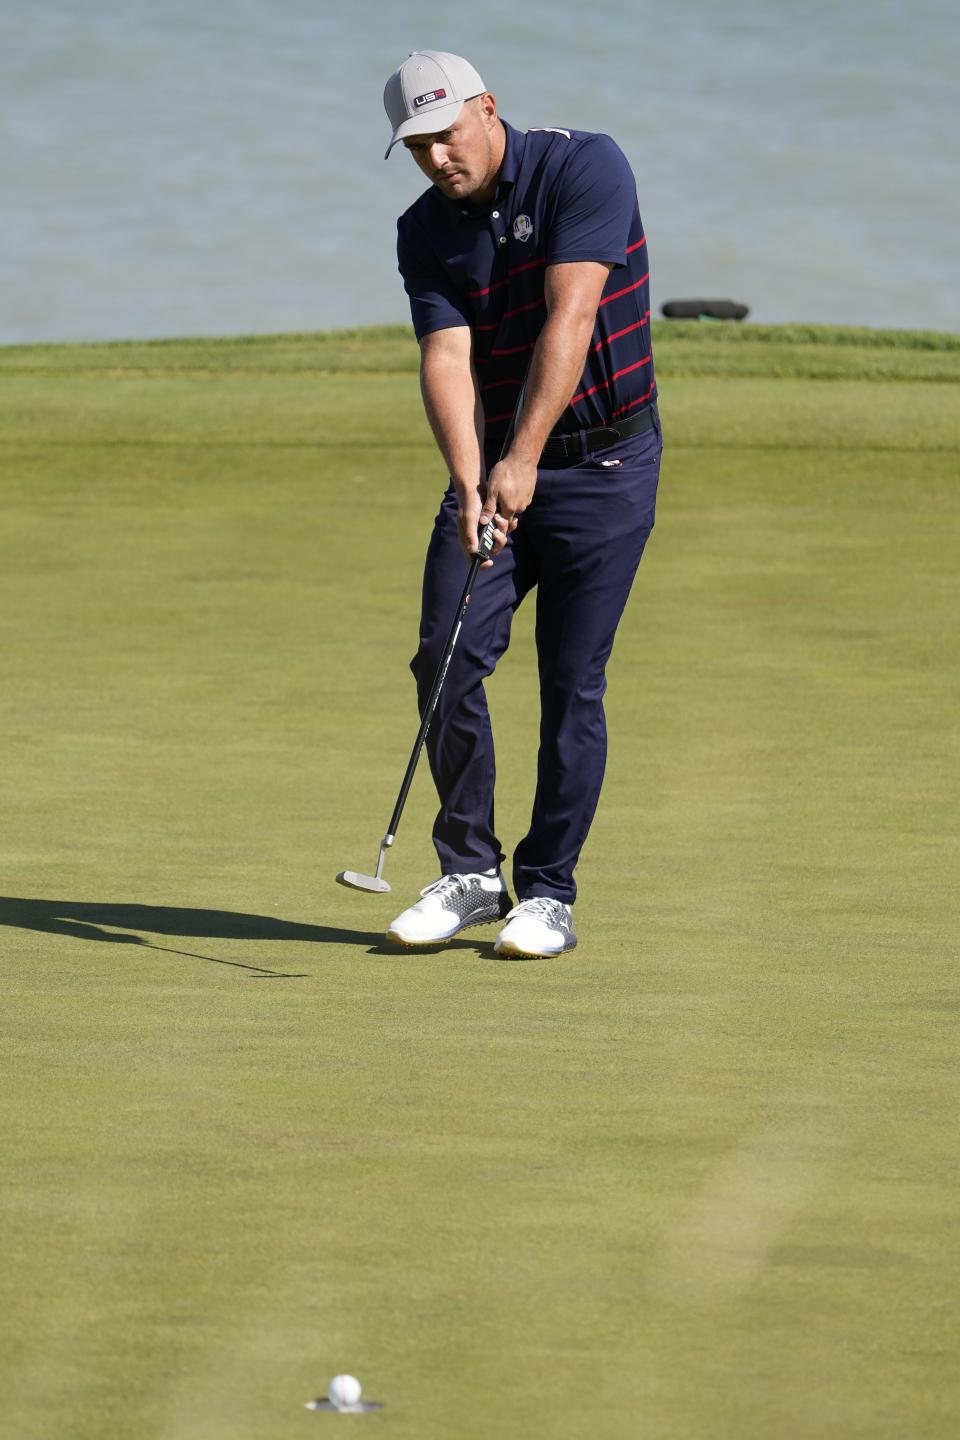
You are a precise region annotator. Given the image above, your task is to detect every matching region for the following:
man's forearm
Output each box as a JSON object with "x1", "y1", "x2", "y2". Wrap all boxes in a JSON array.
[
  {"x1": 507, "y1": 302, "x2": 597, "y2": 465},
  {"x1": 419, "y1": 330, "x2": 505, "y2": 563},
  {"x1": 419, "y1": 343, "x2": 485, "y2": 492},
  {"x1": 481, "y1": 261, "x2": 610, "y2": 526}
]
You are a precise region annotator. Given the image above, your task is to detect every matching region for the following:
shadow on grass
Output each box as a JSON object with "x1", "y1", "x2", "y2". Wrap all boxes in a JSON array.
[
  {"x1": 0, "y1": 896, "x2": 478, "y2": 976},
  {"x1": 0, "y1": 898, "x2": 466, "y2": 979}
]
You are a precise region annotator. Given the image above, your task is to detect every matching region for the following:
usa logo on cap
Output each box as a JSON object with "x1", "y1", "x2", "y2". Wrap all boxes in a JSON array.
[{"x1": 413, "y1": 88, "x2": 447, "y2": 108}]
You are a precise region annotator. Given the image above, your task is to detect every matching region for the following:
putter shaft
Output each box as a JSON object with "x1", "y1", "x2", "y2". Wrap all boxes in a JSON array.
[{"x1": 338, "y1": 384, "x2": 526, "y2": 893}]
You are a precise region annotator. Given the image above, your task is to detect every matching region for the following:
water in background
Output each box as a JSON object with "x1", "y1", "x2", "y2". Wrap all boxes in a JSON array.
[{"x1": 2, "y1": 0, "x2": 958, "y2": 344}]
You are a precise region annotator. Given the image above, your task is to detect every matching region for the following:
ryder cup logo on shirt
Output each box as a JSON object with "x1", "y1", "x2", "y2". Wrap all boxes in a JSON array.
[
  {"x1": 413, "y1": 88, "x2": 446, "y2": 108},
  {"x1": 513, "y1": 214, "x2": 533, "y2": 243}
]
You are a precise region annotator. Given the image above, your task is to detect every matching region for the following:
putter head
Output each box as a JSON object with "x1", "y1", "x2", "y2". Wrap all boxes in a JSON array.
[{"x1": 336, "y1": 870, "x2": 392, "y2": 894}]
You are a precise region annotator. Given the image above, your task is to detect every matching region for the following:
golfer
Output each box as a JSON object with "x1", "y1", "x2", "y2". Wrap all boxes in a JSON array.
[{"x1": 382, "y1": 50, "x2": 662, "y2": 957}]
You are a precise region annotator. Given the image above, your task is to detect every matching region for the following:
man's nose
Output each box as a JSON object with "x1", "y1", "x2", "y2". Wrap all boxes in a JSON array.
[{"x1": 427, "y1": 142, "x2": 449, "y2": 170}]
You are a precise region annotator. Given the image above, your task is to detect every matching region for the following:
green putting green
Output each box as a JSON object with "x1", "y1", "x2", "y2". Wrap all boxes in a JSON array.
[{"x1": 1, "y1": 324, "x2": 958, "y2": 1440}]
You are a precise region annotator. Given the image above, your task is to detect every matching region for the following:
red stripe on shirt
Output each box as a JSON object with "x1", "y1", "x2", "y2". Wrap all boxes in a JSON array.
[
  {"x1": 508, "y1": 257, "x2": 547, "y2": 277},
  {"x1": 569, "y1": 356, "x2": 650, "y2": 405},
  {"x1": 480, "y1": 378, "x2": 524, "y2": 393},
  {"x1": 467, "y1": 277, "x2": 510, "y2": 299},
  {"x1": 469, "y1": 257, "x2": 545, "y2": 298},
  {"x1": 491, "y1": 378, "x2": 656, "y2": 428},
  {"x1": 625, "y1": 236, "x2": 646, "y2": 254},
  {"x1": 588, "y1": 315, "x2": 649, "y2": 353},
  {"x1": 599, "y1": 272, "x2": 649, "y2": 307},
  {"x1": 610, "y1": 379, "x2": 658, "y2": 418},
  {"x1": 491, "y1": 340, "x2": 537, "y2": 356},
  {"x1": 501, "y1": 297, "x2": 546, "y2": 320}
]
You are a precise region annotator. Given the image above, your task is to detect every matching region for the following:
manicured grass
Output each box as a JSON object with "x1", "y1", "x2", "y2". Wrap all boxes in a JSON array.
[{"x1": 1, "y1": 326, "x2": 958, "y2": 1440}]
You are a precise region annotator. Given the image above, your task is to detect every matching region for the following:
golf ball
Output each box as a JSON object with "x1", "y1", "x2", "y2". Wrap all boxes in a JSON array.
[{"x1": 328, "y1": 1374, "x2": 362, "y2": 1409}]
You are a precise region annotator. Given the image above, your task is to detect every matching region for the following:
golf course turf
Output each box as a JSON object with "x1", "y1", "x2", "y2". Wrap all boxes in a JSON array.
[{"x1": 2, "y1": 322, "x2": 958, "y2": 1439}]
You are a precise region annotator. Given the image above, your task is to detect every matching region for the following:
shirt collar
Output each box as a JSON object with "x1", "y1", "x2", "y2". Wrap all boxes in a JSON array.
[{"x1": 497, "y1": 119, "x2": 524, "y2": 190}]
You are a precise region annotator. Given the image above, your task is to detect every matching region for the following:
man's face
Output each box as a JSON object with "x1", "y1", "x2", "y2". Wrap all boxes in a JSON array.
[{"x1": 403, "y1": 94, "x2": 502, "y2": 203}]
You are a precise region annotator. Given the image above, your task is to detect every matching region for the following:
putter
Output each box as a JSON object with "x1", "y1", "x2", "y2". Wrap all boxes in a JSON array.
[{"x1": 337, "y1": 389, "x2": 525, "y2": 894}]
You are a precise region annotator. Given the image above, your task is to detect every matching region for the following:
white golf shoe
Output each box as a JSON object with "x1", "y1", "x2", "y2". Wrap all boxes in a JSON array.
[
  {"x1": 386, "y1": 870, "x2": 512, "y2": 947},
  {"x1": 494, "y1": 897, "x2": 577, "y2": 958}
]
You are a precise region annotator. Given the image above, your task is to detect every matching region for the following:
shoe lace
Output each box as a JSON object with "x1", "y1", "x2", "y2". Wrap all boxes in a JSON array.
[
  {"x1": 516, "y1": 897, "x2": 566, "y2": 922},
  {"x1": 420, "y1": 874, "x2": 470, "y2": 900}
]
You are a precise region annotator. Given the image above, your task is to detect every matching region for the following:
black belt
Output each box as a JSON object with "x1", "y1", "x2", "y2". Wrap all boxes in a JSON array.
[{"x1": 539, "y1": 402, "x2": 659, "y2": 464}]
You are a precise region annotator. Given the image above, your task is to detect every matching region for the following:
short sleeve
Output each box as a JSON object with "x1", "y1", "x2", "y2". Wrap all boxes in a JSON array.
[
  {"x1": 397, "y1": 214, "x2": 471, "y2": 340},
  {"x1": 546, "y1": 134, "x2": 637, "y2": 269}
]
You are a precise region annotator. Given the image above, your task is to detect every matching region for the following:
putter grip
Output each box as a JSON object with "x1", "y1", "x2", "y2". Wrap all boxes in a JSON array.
[{"x1": 477, "y1": 518, "x2": 496, "y2": 561}]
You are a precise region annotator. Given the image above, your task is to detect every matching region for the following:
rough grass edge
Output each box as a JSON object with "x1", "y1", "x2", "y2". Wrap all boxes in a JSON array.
[{"x1": 3, "y1": 321, "x2": 959, "y2": 359}]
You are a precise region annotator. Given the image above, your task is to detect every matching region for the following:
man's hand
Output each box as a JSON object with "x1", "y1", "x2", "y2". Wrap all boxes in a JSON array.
[
  {"x1": 456, "y1": 485, "x2": 510, "y2": 568},
  {"x1": 480, "y1": 456, "x2": 539, "y2": 552},
  {"x1": 457, "y1": 453, "x2": 537, "y2": 569}
]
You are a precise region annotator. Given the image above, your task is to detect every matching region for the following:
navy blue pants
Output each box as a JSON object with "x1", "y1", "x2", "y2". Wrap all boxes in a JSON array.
[{"x1": 411, "y1": 415, "x2": 662, "y2": 904}]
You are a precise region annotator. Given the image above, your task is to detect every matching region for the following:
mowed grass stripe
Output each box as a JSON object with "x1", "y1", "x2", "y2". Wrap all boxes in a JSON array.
[
  {"x1": 3, "y1": 372, "x2": 958, "y2": 455},
  {"x1": 1, "y1": 326, "x2": 958, "y2": 1440},
  {"x1": 2, "y1": 321, "x2": 959, "y2": 381}
]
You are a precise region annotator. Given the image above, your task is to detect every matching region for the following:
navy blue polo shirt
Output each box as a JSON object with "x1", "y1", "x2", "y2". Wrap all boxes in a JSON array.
[{"x1": 396, "y1": 120, "x2": 655, "y2": 440}]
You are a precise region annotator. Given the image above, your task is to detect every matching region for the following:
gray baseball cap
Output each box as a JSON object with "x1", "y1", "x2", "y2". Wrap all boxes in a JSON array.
[{"x1": 383, "y1": 50, "x2": 486, "y2": 159}]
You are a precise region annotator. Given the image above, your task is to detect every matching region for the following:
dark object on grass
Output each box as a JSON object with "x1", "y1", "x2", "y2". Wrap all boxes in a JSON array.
[
  {"x1": 305, "y1": 1398, "x2": 384, "y2": 1413},
  {"x1": 661, "y1": 299, "x2": 750, "y2": 321}
]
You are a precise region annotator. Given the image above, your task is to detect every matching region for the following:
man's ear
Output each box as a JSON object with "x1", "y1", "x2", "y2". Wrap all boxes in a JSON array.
[{"x1": 479, "y1": 92, "x2": 498, "y2": 126}]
